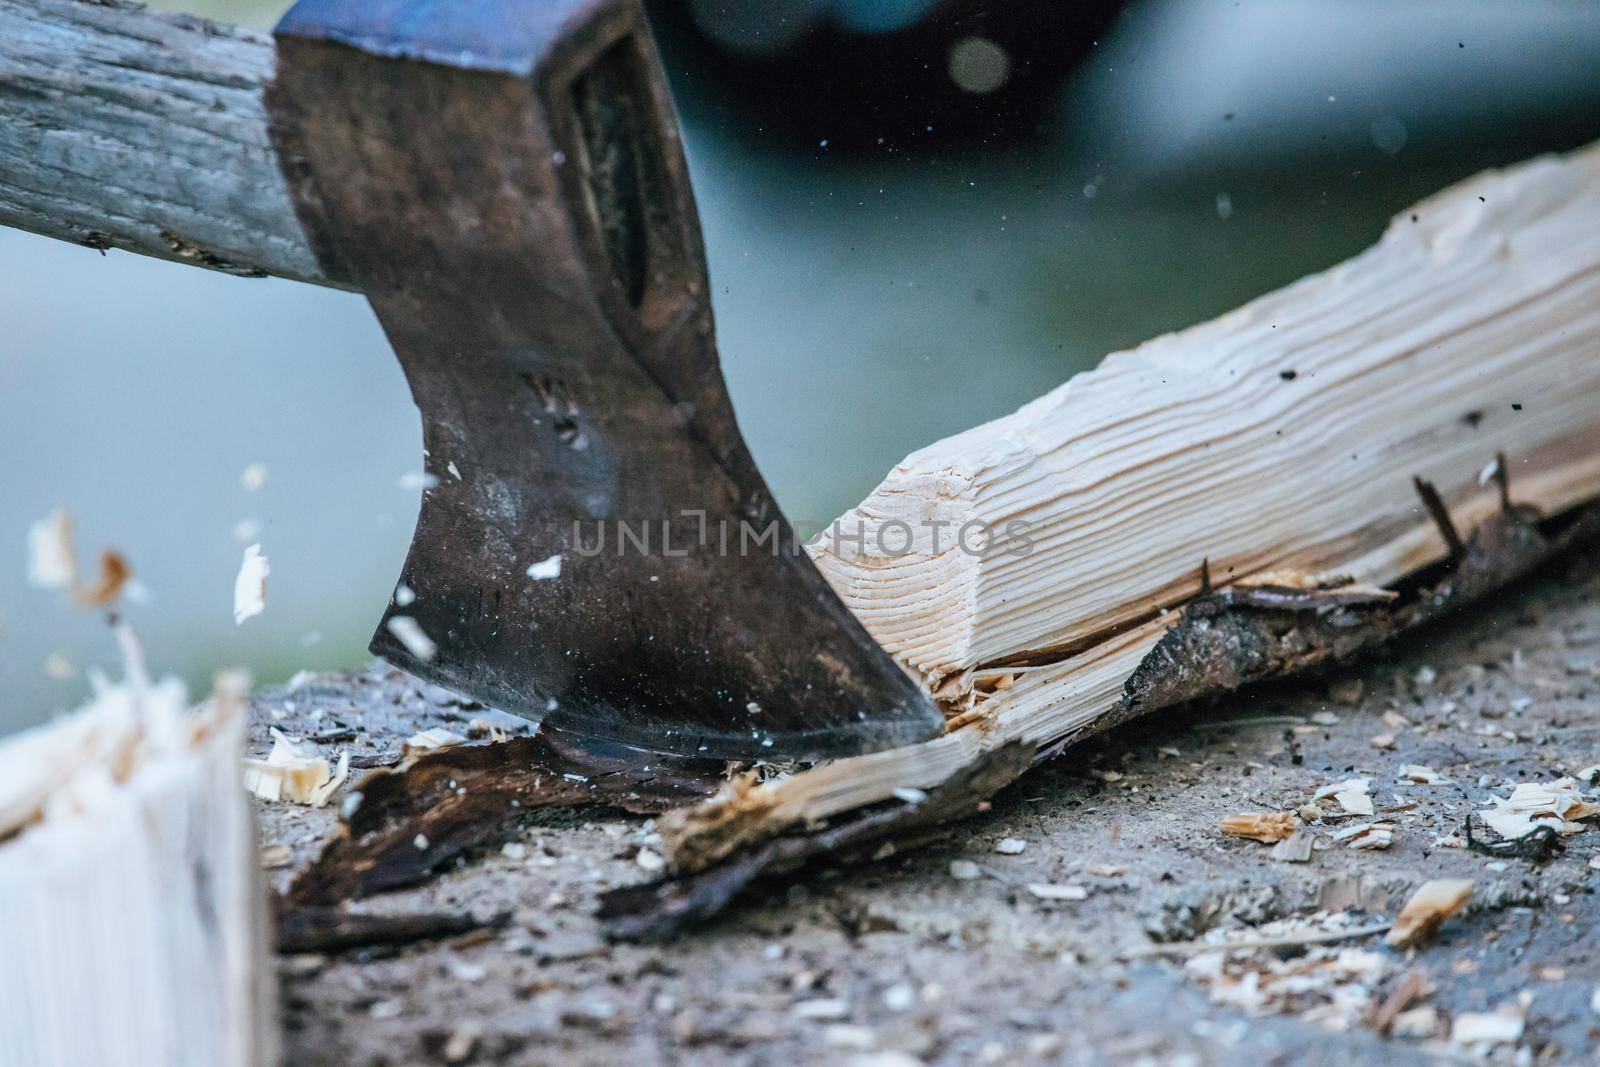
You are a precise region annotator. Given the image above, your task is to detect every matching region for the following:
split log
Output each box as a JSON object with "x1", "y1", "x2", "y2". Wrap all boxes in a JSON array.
[
  {"x1": 648, "y1": 142, "x2": 1600, "y2": 883},
  {"x1": 0, "y1": 658, "x2": 275, "y2": 1066}
]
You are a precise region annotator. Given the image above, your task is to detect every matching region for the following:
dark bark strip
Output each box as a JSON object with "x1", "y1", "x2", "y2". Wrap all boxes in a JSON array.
[{"x1": 287, "y1": 730, "x2": 724, "y2": 906}]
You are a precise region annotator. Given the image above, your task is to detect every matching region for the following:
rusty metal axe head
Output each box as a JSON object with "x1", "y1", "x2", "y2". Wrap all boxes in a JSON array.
[{"x1": 266, "y1": 0, "x2": 944, "y2": 760}]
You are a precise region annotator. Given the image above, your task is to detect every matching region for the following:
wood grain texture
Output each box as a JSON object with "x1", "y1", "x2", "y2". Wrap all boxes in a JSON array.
[
  {"x1": 813, "y1": 143, "x2": 1600, "y2": 698},
  {"x1": 0, "y1": 0, "x2": 338, "y2": 286},
  {"x1": 663, "y1": 142, "x2": 1600, "y2": 863},
  {"x1": 0, "y1": 675, "x2": 274, "y2": 1067}
]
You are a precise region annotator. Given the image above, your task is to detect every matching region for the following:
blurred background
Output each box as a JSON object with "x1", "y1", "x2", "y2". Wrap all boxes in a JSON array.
[{"x1": 3, "y1": 0, "x2": 1600, "y2": 733}]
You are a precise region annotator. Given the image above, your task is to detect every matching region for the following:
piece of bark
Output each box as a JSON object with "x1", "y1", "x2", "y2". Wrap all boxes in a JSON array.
[
  {"x1": 655, "y1": 142, "x2": 1600, "y2": 873},
  {"x1": 275, "y1": 906, "x2": 501, "y2": 955},
  {"x1": 287, "y1": 728, "x2": 724, "y2": 905},
  {"x1": 0, "y1": 672, "x2": 275, "y2": 1066},
  {"x1": 0, "y1": 0, "x2": 337, "y2": 285}
]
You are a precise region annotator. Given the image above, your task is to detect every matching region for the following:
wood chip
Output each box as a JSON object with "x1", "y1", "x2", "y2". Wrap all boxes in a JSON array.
[
  {"x1": 385, "y1": 615, "x2": 437, "y2": 662},
  {"x1": 526, "y1": 553, "x2": 563, "y2": 580},
  {"x1": 1314, "y1": 778, "x2": 1374, "y2": 816},
  {"x1": 1385, "y1": 879, "x2": 1473, "y2": 948},
  {"x1": 1331, "y1": 821, "x2": 1395, "y2": 849},
  {"x1": 26, "y1": 509, "x2": 76, "y2": 589},
  {"x1": 403, "y1": 727, "x2": 465, "y2": 756},
  {"x1": 1269, "y1": 830, "x2": 1315, "y2": 863},
  {"x1": 1478, "y1": 777, "x2": 1598, "y2": 839},
  {"x1": 1398, "y1": 764, "x2": 1452, "y2": 785},
  {"x1": 242, "y1": 728, "x2": 348, "y2": 807},
  {"x1": 1220, "y1": 811, "x2": 1297, "y2": 843},
  {"x1": 232, "y1": 543, "x2": 269, "y2": 625}
]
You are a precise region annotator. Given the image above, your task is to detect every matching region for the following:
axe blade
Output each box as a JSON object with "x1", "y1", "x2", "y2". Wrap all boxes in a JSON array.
[{"x1": 268, "y1": 0, "x2": 944, "y2": 760}]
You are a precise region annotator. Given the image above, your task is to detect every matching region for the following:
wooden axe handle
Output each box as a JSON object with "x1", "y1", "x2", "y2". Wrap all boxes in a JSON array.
[{"x1": 0, "y1": 0, "x2": 349, "y2": 287}]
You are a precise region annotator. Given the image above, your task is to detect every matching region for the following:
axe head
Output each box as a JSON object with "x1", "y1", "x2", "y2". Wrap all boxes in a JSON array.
[{"x1": 268, "y1": 0, "x2": 944, "y2": 760}]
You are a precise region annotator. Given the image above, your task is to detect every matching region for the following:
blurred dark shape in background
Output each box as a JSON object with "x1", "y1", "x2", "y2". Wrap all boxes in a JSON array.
[{"x1": 648, "y1": 0, "x2": 1129, "y2": 151}]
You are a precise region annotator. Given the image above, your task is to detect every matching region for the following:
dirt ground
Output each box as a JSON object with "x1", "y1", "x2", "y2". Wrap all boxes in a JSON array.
[{"x1": 256, "y1": 545, "x2": 1600, "y2": 1066}]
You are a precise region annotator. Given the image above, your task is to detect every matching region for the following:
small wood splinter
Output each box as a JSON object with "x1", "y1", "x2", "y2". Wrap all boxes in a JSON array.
[{"x1": 1413, "y1": 475, "x2": 1466, "y2": 562}]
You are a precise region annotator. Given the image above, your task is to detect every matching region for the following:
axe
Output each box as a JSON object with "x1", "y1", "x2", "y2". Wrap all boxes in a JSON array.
[{"x1": 1, "y1": 0, "x2": 945, "y2": 761}]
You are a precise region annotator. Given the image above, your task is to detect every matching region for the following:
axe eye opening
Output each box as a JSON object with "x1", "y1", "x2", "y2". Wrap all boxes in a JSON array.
[{"x1": 570, "y1": 34, "x2": 674, "y2": 316}]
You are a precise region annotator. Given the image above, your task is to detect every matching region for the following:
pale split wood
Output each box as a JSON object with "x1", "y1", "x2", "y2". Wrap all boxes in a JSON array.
[
  {"x1": 0, "y1": 678, "x2": 275, "y2": 1067},
  {"x1": 664, "y1": 141, "x2": 1600, "y2": 864}
]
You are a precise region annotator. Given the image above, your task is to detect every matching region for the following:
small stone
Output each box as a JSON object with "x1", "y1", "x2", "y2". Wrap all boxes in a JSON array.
[
  {"x1": 1026, "y1": 883, "x2": 1088, "y2": 902},
  {"x1": 636, "y1": 848, "x2": 665, "y2": 873},
  {"x1": 994, "y1": 837, "x2": 1026, "y2": 855},
  {"x1": 1391, "y1": 1006, "x2": 1440, "y2": 1039},
  {"x1": 369, "y1": 998, "x2": 403, "y2": 1020},
  {"x1": 1310, "y1": 710, "x2": 1340, "y2": 726},
  {"x1": 949, "y1": 860, "x2": 981, "y2": 880},
  {"x1": 823, "y1": 1024, "x2": 876, "y2": 1050},
  {"x1": 413, "y1": 834, "x2": 429, "y2": 851},
  {"x1": 793, "y1": 998, "x2": 851, "y2": 1020},
  {"x1": 449, "y1": 960, "x2": 488, "y2": 983},
  {"x1": 883, "y1": 984, "x2": 916, "y2": 1012}
]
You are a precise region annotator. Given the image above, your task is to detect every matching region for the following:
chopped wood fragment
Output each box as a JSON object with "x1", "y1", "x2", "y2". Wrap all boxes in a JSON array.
[
  {"x1": 1399, "y1": 764, "x2": 1452, "y2": 785},
  {"x1": 75, "y1": 548, "x2": 131, "y2": 608},
  {"x1": 1478, "y1": 777, "x2": 1598, "y2": 839},
  {"x1": 1314, "y1": 778, "x2": 1374, "y2": 816},
  {"x1": 1331, "y1": 821, "x2": 1395, "y2": 849},
  {"x1": 403, "y1": 727, "x2": 465, "y2": 756},
  {"x1": 1220, "y1": 811, "x2": 1297, "y2": 843},
  {"x1": 232, "y1": 543, "x2": 269, "y2": 625},
  {"x1": 385, "y1": 614, "x2": 437, "y2": 662},
  {"x1": 1385, "y1": 879, "x2": 1474, "y2": 948},
  {"x1": 1269, "y1": 830, "x2": 1315, "y2": 863},
  {"x1": 526, "y1": 553, "x2": 563, "y2": 580},
  {"x1": 242, "y1": 728, "x2": 348, "y2": 807},
  {"x1": 26, "y1": 509, "x2": 76, "y2": 589}
]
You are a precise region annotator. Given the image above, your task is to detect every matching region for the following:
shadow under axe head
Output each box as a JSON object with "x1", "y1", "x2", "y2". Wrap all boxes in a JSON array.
[{"x1": 266, "y1": 0, "x2": 945, "y2": 761}]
